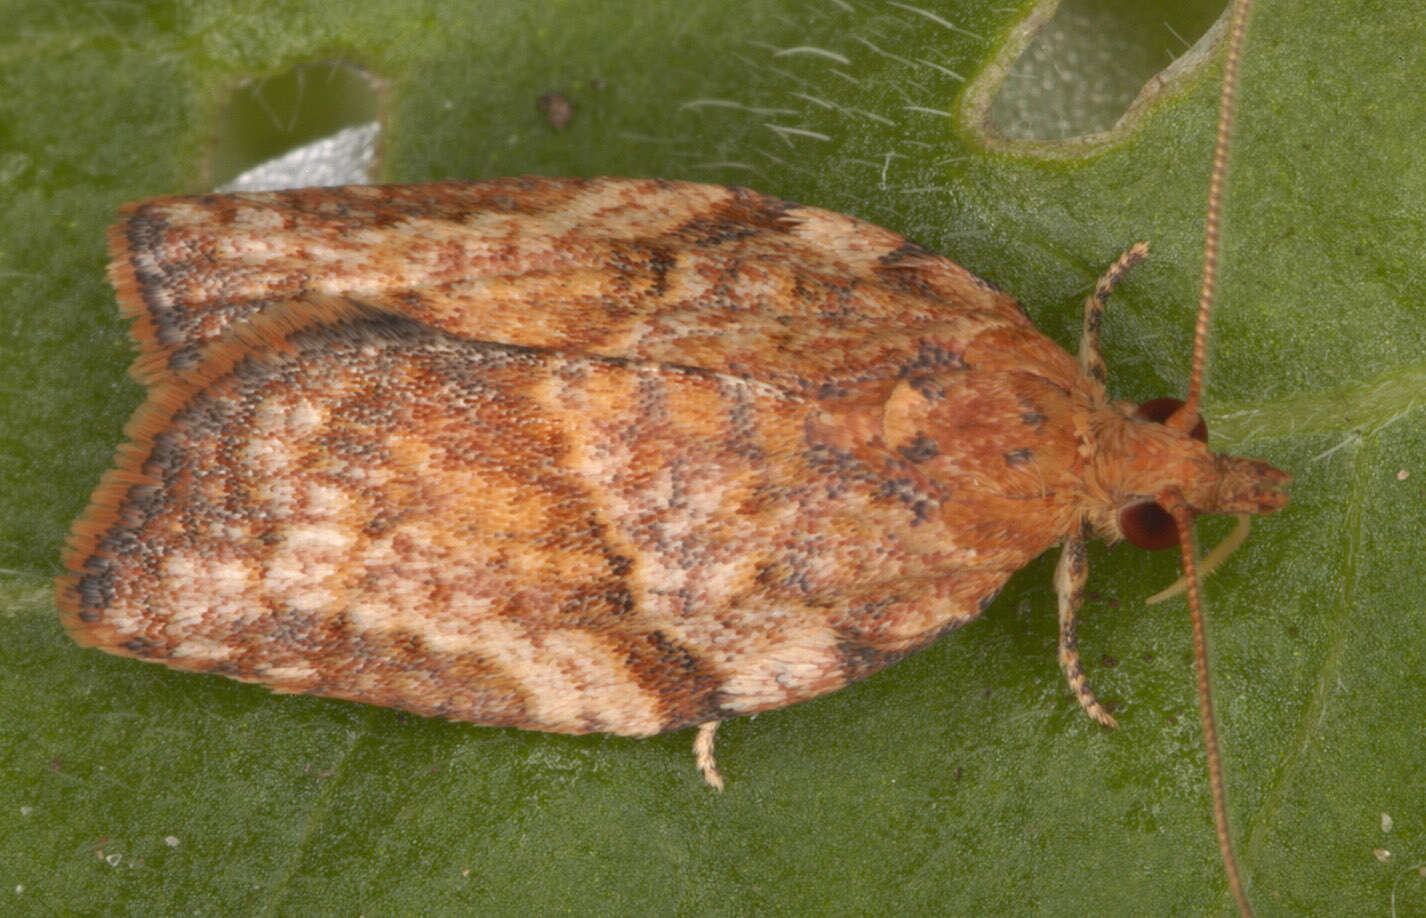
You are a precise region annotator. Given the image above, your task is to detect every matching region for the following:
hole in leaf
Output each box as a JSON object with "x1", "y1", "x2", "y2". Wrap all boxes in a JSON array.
[
  {"x1": 988, "y1": 0, "x2": 1223, "y2": 141},
  {"x1": 212, "y1": 61, "x2": 383, "y2": 190}
]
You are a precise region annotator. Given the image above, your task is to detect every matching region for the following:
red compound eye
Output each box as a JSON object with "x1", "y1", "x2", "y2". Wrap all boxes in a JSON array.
[
  {"x1": 1120, "y1": 500, "x2": 1181, "y2": 551},
  {"x1": 1135, "y1": 397, "x2": 1208, "y2": 442}
]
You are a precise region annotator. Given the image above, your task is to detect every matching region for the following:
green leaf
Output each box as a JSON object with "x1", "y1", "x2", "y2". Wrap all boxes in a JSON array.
[{"x1": 3, "y1": 0, "x2": 1423, "y2": 913}]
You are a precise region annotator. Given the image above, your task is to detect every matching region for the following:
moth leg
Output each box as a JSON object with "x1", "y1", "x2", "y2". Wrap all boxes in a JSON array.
[
  {"x1": 1079, "y1": 242, "x2": 1150, "y2": 388},
  {"x1": 1055, "y1": 536, "x2": 1119, "y2": 728},
  {"x1": 693, "y1": 721, "x2": 724, "y2": 791}
]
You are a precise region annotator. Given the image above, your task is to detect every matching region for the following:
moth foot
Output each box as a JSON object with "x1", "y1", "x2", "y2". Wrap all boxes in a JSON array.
[
  {"x1": 693, "y1": 721, "x2": 724, "y2": 790},
  {"x1": 1055, "y1": 537, "x2": 1119, "y2": 729},
  {"x1": 1064, "y1": 665, "x2": 1119, "y2": 729}
]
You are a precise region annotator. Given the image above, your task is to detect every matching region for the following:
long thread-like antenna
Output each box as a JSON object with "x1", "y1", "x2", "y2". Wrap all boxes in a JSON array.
[
  {"x1": 1174, "y1": 3, "x2": 1256, "y2": 915},
  {"x1": 1168, "y1": 499, "x2": 1252, "y2": 918},
  {"x1": 1181, "y1": 0, "x2": 1254, "y2": 421}
]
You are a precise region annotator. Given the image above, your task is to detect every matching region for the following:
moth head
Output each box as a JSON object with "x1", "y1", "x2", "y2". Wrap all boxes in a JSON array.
[{"x1": 1100, "y1": 396, "x2": 1290, "y2": 551}]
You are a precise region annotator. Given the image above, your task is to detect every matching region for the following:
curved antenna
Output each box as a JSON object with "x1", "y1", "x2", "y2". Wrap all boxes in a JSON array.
[
  {"x1": 1181, "y1": 0, "x2": 1254, "y2": 421},
  {"x1": 1169, "y1": 4, "x2": 1259, "y2": 914},
  {"x1": 1145, "y1": 514, "x2": 1252, "y2": 604},
  {"x1": 1166, "y1": 497, "x2": 1253, "y2": 918}
]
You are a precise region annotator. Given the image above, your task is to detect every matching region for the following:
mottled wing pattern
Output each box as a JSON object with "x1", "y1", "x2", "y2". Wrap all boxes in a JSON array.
[
  {"x1": 63, "y1": 178, "x2": 1106, "y2": 735},
  {"x1": 58, "y1": 298, "x2": 1021, "y2": 735},
  {"x1": 107, "y1": 177, "x2": 1076, "y2": 394}
]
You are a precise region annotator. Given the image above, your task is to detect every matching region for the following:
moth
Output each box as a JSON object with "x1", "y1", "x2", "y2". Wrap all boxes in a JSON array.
[{"x1": 58, "y1": 0, "x2": 1275, "y2": 913}]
